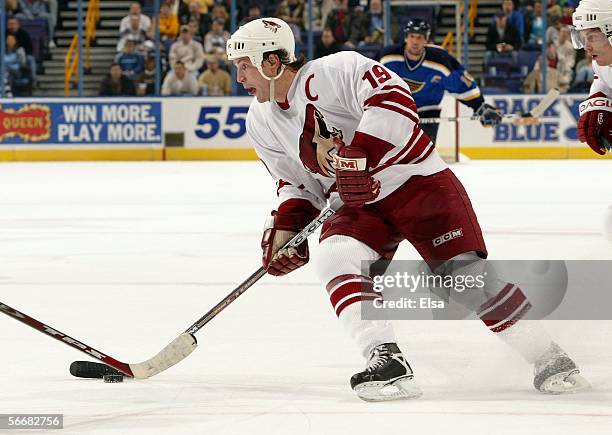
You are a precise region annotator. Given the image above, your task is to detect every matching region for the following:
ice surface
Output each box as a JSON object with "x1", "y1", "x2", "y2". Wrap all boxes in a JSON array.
[{"x1": 1, "y1": 161, "x2": 611, "y2": 434}]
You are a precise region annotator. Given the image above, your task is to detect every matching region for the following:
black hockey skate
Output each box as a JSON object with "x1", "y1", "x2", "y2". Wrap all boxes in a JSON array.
[
  {"x1": 350, "y1": 343, "x2": 422, "y2": 402},
  {"x1": 534, "y1": 342, "x2": 590, "y2": 394}
]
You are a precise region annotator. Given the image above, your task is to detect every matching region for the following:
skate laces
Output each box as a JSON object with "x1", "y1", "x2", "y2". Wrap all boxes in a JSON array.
[{"x1": 366, "y1": 346, "x2": 392, "y2": 372}]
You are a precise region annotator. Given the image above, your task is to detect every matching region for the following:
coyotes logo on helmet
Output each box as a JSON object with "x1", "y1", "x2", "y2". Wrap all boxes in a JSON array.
[
  {"x1": 262, "y1": 20, "x2": 281, "y2": 33},
  {"x1": 299, "y1": 104, "x2": 344, "y2": 177}
]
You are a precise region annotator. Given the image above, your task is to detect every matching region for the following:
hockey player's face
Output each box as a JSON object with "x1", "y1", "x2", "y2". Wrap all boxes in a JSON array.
[
  {"x1": 580, "y1": 29, "x2": 612, "y2": 66},
  {"x1": 405, "y1": 33, "x2": 426, "y2": 57},
  {"x1": 234, "y1": 57, "x2": 270, "y2": 102}
]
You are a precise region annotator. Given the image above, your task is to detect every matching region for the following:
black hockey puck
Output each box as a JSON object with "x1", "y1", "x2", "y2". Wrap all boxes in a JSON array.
[{"x1": 103, "y1": 374, "x2": 124, "y2": 383}]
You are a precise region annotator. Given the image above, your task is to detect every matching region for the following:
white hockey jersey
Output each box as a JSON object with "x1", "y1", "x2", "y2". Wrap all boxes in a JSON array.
[
  {"x1": 246, "y1": 51, "x2": 447, "y2": 210},
  {"x1": 591, "y1": 62, "x2": 612, "y2": 97}
]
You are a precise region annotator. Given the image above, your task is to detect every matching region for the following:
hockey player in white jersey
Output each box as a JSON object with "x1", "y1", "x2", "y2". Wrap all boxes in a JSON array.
[
  {"x1": 227, "y1": 17, "x2": 589, "y2": 401},
  {"x1": 571, "y1": 0, "x2": 612, "y2": 243}
]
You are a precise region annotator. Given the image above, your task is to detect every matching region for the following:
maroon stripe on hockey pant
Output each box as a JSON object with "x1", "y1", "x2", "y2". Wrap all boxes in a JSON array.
[
  {"x1": 326, "y1": 274, "x2": 372, "y2": 293},
  {"x1": 478, "y1": 283, "x2": 515, "y2": 313},
  {"x1": 367, "y1": 101, "x2": 420, "y2": 125},
  {"x1": 491, "y1": 301, "x2": 533, "y2": 333},
  {"x1": 479, "y1": 286, "x2": 528, "y2": 328},
  {"x1": 335, "y1": 295, "x2": 380, "y2": 317},
  {"x1": 329, "y1": 281, "x2": 376, "y2": 308},
  {"x1": 364, "y1": 90, "x2": 418, "y2": 114},
  {"x1": 350, "y1": 131, "x2": 397, "y2": 168}
]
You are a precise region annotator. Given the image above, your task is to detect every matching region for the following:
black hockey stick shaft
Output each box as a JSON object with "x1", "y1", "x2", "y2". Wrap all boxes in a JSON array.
[{"x1": 184, "y1": 200, "x2": 341, "y2": 335}]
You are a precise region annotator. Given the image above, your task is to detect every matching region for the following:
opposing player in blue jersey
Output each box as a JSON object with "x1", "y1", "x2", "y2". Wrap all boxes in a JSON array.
[{"x1": 379, "y1": 19, "x2": 502, "y2": 144}]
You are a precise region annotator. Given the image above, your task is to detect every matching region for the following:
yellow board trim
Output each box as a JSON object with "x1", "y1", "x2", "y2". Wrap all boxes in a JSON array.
[
  {"x1": 0, "y1": 148, "x2": 163, "y2": 161},
  {"x1": 462, "y1": 146, "x2": 612, "y2": 159},
  {"x1": 0, "y1": 147, "x2": 608, "y2": 161},
  {"x1": 165, "y1": 148, "x2": 258, "y2": 160}
]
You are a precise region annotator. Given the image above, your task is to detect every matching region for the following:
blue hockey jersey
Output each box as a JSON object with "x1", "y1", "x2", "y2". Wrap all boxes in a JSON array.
[{"x1": 379, "y1": 44, "x2": 484, "y2": 113}]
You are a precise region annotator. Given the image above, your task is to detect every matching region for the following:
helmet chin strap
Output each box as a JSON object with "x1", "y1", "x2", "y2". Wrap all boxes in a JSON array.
[{"x1": 259, "y1": 64, "x2": 286, "y2": 103}]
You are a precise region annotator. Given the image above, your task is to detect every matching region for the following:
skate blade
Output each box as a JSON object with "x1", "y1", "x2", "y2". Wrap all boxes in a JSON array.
[
  {"x1": 538, "y1": 370, "x2": 591, "y2": 394},
  {"x1": 354, "y1": 376, "x2": 423, "y2": 402}
]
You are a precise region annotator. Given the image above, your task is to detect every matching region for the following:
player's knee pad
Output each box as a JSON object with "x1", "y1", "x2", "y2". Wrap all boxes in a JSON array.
[{"x1": 316, "y1": 235, "x2": 381, "y2": 285}]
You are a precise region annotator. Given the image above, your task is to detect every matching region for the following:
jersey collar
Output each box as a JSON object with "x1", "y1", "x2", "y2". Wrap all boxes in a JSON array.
[{"x1": 404, "y1": 48, "x2": 426, "y2": 72}]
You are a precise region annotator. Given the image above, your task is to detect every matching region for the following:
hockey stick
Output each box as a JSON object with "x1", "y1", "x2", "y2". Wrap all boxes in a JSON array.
[
  {"x1": 0, "y1": 302, "x2": 197, "y2": 379},
  {"x1": 2, "y1": 200, "x2": 342, "y2": 380},
  {"x1": 419, "y1": 88, "x2": 561, "y2": 125}
]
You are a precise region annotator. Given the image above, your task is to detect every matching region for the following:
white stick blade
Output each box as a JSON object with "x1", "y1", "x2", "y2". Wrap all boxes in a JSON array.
[
  {"x1": 529, "y1": 88, "x2": 560, "y2": 118},
  {"x1": 130, "y1": 333, "x2": 197, "y2": 379}
]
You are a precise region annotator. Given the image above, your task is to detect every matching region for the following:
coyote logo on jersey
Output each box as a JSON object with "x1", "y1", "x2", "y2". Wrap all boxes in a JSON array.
[
  {"x1": 262, "y1": 20, "x2": 281, "y2": 33},
  {"x1": 299, "y1": 104, "x2": 344, "y2": 177}
]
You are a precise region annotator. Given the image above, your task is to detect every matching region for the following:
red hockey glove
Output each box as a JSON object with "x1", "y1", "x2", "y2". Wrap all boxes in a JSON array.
[
  {"x1": 577, "y1": 92, "x2": 612, "y2": 155},
  {"x1": 261, "y1": 199, "x2": 320, "y2": 276},
  {"x1": 333, "y1": 145, "x2": 380, "y2": 207}
]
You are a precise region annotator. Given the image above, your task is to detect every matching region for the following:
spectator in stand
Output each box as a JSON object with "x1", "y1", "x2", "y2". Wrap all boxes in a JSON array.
[
  {"x1": 169, "y1": 25, "x2": 205, "y2": 76},
  {"x1": 7, "y1": 17, "x2": 36, "y2": 86},
  {"x1": 203, "y1": 18, "x2": 230, "y2": 63},
  {"x1": 4, "y1": 34, "x2": 28, "y2": 83},
  {"x1": 211, "y1": 4, "x2": 230, "y2": 31},
  {"x1": 570, "y1": 53, "x2": 594, "y2": 92},
  {"x1": 363, "y1": 0, "x2": 384, "y2": 45},
  {"x1": 303, "y1": 0, "x2": 324, "y2": 32},
  {"x1": 485, "y1": 12, "x2": 521, "y2": 64},
  {"x1": 136, "y1": 56, "x2": 156, "y2": 96},
  {"x1": 151, "y1": 2, "x2": 179, "y2": 42},
  {"x1": 560, "y1": 3, "x2": 574, "y2": 25},
  {"x1": 7, "y1": 18, "x2": 32, "y2": 56},
  {"x1": 16, "y1": 0, "x2": 55, "y2": 47},
  {"x1": 168, "y1": 0, "x2": 188, "y2": 19},
  {"x1": 99, "y1": 63, "x2": 136, "y2": 96},
  {"x1": 117, "y1": 14, "x2": 148, "y2": 52},
  {"x1": 275, "y1": 0, "x2": 305, "y2": 41},
  {"x1": 181, "y1": 0, "x2": 212, "y2": 43},
  {"x1": 197, "y1": 58, "x2": 231, "y2": 95},
  {"x1": 162, "y1": 61, "x2": 199, "y2": 95},
  {"x1": 239, "y1": 3, "x2": 262, "y2": 26},
  {"x1": 556, "y1": 25, "x2": 575, "y2": 81},
  {"x1": 181, "y1": 0, "x2": 213, "y2": 14},
  {"x1": 545, "y1": 14, "x2": 562, "y2": 45},
  {"x1": 500, "y1": 0, "x2": 525, "y2": 43},
  {"x1": 314, "y1": 27, "x2": 341, "y2": 58},
  {"x1": 319, "y1": 0, "x2": 337, "y2": 28},
  {"x1": 114, "y1": 39, "x2": 145, "y2": 81},
  {"x1": 546, "y1": 0, "x2": 562, "y2": 20},
  {"x1": 524, "y1": 0, "x2": 545, "y2": 45},
  {"x1": 522, "y1": 41, "x2": 569, "y2": 93},
  {"x1": 6, "y1": 0, "x2": 18, "y2": 14},
  {"x1": 120, "y1": 2, "x2": 151, "y2": 34},
  {"x1": 324, "y1": 0, "x2": 367, "y2": 48}
]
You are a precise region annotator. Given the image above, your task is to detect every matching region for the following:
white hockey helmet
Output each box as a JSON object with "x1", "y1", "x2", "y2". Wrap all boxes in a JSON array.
[
  {"x1": 226, "y1": 17, "x2": 296, "y2": 77},
  {"x1": 571, "y1": 0, "x2": 612, "y2": 49}
]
